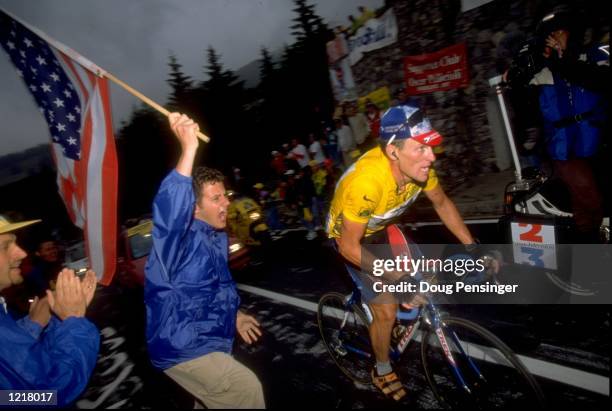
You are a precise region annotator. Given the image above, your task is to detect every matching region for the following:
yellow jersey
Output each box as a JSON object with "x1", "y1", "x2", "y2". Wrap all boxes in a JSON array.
[{"x1": 326, "y1": 146, "x2": 438, "y2": 238}]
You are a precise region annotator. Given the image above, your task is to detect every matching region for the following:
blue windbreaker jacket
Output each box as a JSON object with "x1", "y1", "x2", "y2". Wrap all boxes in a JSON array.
[
  {"x1": 145, "y1": 170, "x2": 240, "y2": 370},
  {"x1": 0, "y1": 306, "x2": 100, "y2": 406},
  {"x1": 536, "y1": 45, "x2": 608, "y2": 160}
]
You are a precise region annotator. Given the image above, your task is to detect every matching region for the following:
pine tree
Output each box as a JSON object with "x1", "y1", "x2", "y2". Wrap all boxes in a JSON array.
[
  {"x1": 204, "y1": 46, "x2": 222, "y2": 82},
  {"x1": 203, "y1": 46, "x2": 241, "y2": 92},
  {"x1": 197, "y1": 46, "x2": 248, "y2": 169},
  {"x1": 290, "y1": 0, "x2": 327, "y2": 44},
  {"x1": 166, "y1": 53, "x2": 193, "y2": 109},
  {"x1": 285, "y1": 0, "x2": 334, "y2": 134},
  {"x1": 117, "y1": 105, "x2": 177, "y2": 218},
  {"x1": 278, "y1": 43, "x2": 294, "y2": 75},
  {"x1": 259, "y1": 47, "x2": 276, "y2": 86}
]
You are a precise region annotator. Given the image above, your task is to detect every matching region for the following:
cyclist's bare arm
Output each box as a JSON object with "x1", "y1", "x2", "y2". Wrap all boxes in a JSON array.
[
  {"x1": 336, "y1": 216, "x2": 403, "y2": 281},
  {"x1": 425, "y1": 185, "x2": 474, "y2": 245},
  {"x1": 336, "y1": 215, "x2": 368, "y2": 267},
  {"x1": 336, "y1": 216, "x2": 388, "y2": 277}
]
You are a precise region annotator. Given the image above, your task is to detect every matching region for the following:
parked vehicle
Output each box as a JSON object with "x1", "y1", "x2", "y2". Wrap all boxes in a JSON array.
[
  {"x1": 64, "y1": 240, "x2": 88, "y2": 276},
  {"x1": 115, "y1": 219, "x2": 250, "y2": 288}
]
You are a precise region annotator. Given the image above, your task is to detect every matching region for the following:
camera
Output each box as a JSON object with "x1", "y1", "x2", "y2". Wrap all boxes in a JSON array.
[
  {"x1": 505, "y1": 37, "x2": 546, "y2": 89},
  {"x1": 505, "y1": 6, "x2": 577, "y2": 90}
]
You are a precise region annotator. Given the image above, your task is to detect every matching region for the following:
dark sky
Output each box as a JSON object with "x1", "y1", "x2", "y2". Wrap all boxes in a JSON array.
[{"x1": 0, "y1": 0, "x2": 382, "y2": 155}]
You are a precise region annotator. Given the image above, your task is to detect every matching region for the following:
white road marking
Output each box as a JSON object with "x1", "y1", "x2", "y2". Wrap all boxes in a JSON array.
[{"x1": 237, "y1": 284, "x2": 609, "y2": 396}]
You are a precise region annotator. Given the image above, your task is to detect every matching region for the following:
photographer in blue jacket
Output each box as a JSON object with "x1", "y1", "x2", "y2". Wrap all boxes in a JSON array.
[{"x1": 506, "y1": 5, "x2": 609, "y2": 243}]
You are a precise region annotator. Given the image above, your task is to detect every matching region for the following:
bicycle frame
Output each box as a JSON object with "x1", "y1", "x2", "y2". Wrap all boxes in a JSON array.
[
  {"x1": 422, "y1": 302, "x2": 486, "y2": 395},
  {"x1": 339, "y1": 287, "x2": 487, "y2": 396}
]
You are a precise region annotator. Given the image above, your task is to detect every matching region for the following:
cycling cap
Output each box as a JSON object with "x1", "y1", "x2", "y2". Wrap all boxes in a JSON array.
[{"x1": 379, "y1": 104, "x2": 442, "y2": 146}]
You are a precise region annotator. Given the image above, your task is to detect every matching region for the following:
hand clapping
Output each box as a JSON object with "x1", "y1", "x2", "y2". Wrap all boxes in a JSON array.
[
  {"x1": 28, "y1": 296, "x2": 51, "y2": 327},
  {"x1": 46, "y1": 268, "x2": 97, "y2": 321}
]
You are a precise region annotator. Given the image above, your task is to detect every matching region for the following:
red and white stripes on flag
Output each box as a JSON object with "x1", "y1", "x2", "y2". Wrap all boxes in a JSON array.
[
  {"x1": 1, "y1": 8, "x2": 118, "y2": 285},
  {"x1": 50, "y1": 61, "x2": 118, "y2": 286}
]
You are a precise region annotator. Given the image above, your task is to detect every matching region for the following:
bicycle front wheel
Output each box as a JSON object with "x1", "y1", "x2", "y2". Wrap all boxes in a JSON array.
[
  {"x1": 421, "y1": 317, "x2": 546, "y2": 409},
  {"x1": 317, "y1": 292, "x2": 373, "y2": 384}
]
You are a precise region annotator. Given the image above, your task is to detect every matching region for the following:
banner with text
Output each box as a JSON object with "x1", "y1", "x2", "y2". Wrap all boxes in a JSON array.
[
  {"x1": 347, "y1": 9, "x2": 398, "y2": 66},
  {"x1": 403, "y1": 43, "x2": 469, "y2": 95},
  {"x1": 357, "y1": 86, "x2": 391, "y2": 113}
]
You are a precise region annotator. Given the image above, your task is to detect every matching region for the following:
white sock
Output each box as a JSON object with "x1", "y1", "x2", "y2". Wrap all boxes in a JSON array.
[{"x1": 376, "y1": 361, "x2": 392, "y2": 376}]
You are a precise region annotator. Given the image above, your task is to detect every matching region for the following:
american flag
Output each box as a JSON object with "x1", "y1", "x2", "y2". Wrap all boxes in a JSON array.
[{"x1": 1, "y1": 9, "x2": 118, "y2": 285}]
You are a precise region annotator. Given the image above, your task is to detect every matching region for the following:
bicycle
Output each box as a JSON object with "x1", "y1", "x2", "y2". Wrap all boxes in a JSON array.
[{"x1": 317, "y1": 286, "x2": 547, "y2": 409}]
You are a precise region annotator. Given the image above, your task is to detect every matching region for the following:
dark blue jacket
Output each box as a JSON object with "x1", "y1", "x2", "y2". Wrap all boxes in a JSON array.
[
  {"x1": 535, "y1": 45, "x2": 608, "y2": 160},
  {"x1": 0, "y1": 303, "x2": 100, "y2": 406},
  {"x1": 145, "y1": 170, "x2": 240, "y2": 370}
]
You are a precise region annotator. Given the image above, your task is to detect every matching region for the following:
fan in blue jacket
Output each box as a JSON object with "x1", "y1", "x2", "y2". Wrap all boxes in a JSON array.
[
  {"x1": 0, "y1": 215, "x2": 99, "y2": 407},
  {"x1": 144, "y1": 113, "x2": 265, "y2": 409}
]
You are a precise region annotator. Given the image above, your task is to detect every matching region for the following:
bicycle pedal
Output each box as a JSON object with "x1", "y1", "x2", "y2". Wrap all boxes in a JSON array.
[{"x1": 332, "y1": 342, "x2": 348, "y2": 357}]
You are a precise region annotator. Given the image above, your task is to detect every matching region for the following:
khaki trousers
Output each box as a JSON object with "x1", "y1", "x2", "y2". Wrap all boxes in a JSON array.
[{"x1": 165, "y1": 352, "x2": 265, "y2": 409}]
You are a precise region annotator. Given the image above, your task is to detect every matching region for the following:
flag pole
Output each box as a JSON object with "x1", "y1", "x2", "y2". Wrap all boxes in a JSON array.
[
  {"x1": 102, "y1": 71, "x2": 210, "y2": 143},
  {"x1": 1, "y1": 6, "x2": 210, "y2": 144}
]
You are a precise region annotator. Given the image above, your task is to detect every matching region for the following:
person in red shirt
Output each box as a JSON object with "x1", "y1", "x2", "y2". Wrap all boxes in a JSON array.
[{"x1": 270, "y1": 150, "x2": 286, "y2": 176}]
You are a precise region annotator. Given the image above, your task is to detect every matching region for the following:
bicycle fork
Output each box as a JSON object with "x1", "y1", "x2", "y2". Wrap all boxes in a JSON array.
[{"x1": 435, "y1": 326, "x2": 487, "y2": 396}]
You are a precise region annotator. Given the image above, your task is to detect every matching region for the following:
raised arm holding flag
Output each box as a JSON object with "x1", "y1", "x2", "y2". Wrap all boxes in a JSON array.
[{"x1": 1, "y1": 7, "x2": 209, "y2": 285}]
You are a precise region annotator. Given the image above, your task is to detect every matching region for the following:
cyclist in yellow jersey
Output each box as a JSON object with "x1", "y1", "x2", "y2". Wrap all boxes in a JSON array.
[{"x1": 326, "y1": 104, "x2": 476, "y2": 401}]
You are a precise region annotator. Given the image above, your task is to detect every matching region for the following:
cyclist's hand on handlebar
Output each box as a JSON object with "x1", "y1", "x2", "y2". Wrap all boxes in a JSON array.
[
  {"x1": 481, "y1": 250, "x2": 503, "y2": 275},
  {"x1": 461, "y1": 242, "x2": 504, "y2": 276}
]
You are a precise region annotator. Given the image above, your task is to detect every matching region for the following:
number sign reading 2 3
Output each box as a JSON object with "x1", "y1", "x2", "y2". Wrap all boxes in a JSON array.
[{"x1": 510, "y1": 222, "x2": 557, "y2": 270}]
